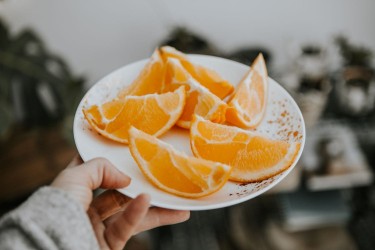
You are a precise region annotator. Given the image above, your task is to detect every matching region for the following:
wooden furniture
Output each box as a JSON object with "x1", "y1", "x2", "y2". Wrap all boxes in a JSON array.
[{"x1": 0, "y1": 126, "x2": 76, "y2": 214}]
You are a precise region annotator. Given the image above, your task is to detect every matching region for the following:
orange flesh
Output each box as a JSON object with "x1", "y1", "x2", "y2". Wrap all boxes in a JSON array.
[
  {"x1": 177, "y1": 90, "x2": 197, "y2": 123},
  {"x1": 164, "y1": 58, "x2": 227, "y2": 128},
  {"x1": 190, "y1": 116, "x2": 300, "y2": 182},
  {"x1": 135, "y1": 138, "x2": 203, "y2": 193},
  {"x1": 160, "y1": 46, "x2": 234, "y2": 99},
  {"x1": 129, "y1": 127, "x2": 232, "y2": 198},
  {"x1": 226, "y1": 54, "x2": 268, "y2": 128},
  {"x1": 193, "y1": 134, "x2": 290, "y2": 172},
  {"x1": 235, "y1": 71, "x2": 265, "y2": 121},
  {"x1": 118, "y1": 49, "x2": 165, "y2": 98},
  {"x1": 83, "y1": 87, "x2": 185, "y2": 143}
]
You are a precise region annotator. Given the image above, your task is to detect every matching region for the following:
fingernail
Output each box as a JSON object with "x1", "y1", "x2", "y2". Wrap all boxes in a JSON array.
[
  {"x1": 120, "y1": 173, "x2": 131, "y2": 183},
  {"x1": 181, "y1": 211, "x2": 190, "y2": 220},
  {"x1": 125, "y1": 175, "x2": 132, "y2": 182},
  {"x1": 139, "y1": 193, "x2": 151, "y2": 203}
]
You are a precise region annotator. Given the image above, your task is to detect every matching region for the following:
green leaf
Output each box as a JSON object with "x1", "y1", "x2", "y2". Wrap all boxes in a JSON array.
[{"x1": 0, "y1": 17, "x2": 10, "y2": 48}]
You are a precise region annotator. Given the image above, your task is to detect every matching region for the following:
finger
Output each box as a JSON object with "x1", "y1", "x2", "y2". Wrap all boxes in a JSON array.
[
  {"x1": 104, "y1": 206, "x2": 190, "y2": 235},
  {"x1": 134, "y1": 208, "x2": 190, "y2": 234},
  {"x1": 67, "y1": 155, "x2": 84, "y2": 168},
  {"x1": 91, "y1": 190, "x2": 132, "y2": 220},
  {"x1": 105, "y1": 194, "x2": 150, "y2": 250},
  {"x1": 87, "y1": 207, "x2": 110, "y2": 250},
  {"x1": 83, "y1": 157, "x2": 131, "y2": 190}
]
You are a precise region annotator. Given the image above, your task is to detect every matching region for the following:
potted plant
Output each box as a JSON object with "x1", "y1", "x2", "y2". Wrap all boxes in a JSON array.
[
  {"x1": 159, "y1": 27, "x2": 221, "y2": 56},
  {"x1": 0, "y1": 18, "x2": 85, "y2": 203},
  {"x1": 0, "y1": 18, "x2": 85, "y2": 141}
]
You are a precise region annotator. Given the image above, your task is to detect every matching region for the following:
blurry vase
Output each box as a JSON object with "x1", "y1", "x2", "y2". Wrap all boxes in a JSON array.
[
  {"x1": 297, "y1": 45, "x2": 329, "y2": 81},
  {"x1": 294, "y1": 78, "x2": 331, "y2": 128},
  {"x1": 282, "y1": 44, "x2": 331, "y2": 128},
  {"x1": 334, "y1": 66, "x2": 375, "y2": 117}
]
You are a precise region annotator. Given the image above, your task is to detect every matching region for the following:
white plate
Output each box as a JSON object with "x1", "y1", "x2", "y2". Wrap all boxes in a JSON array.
[{"x1": 74, "y1": 55, "x2": 305, "y2": 211}]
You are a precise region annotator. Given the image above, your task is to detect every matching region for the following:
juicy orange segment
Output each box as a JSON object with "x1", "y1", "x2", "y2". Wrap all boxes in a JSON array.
[
  {"x1": 226, "y1": 53, "x2": 268, "y2": 128},
  {"x1": 165, "y1": 58, "x2": 227, "y2": 129},
  {"x1": 118, "y1": 49, "x2": 165, "y2": 98},
  {"x1": 83, "y1": 87, "x2": 186, "y2": 144},
  {"x1": 128, "y1": 127, "x2": 232, "y2": 198},
  {"x1": 190, "y1": 115, "x2": 300, "y2": 182},
  {"x1": 160, "y1": 46, "x2": 234, "y2": 99}
]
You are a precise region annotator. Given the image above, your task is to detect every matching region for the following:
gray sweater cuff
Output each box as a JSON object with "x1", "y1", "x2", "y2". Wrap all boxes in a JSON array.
[{"x1": 0, "y1": 187, "x2": 99, "y2": 250}]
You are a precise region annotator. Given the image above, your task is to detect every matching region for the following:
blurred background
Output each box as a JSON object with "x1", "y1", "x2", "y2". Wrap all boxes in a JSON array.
[{"x1": 1, "y1": 0, "x2": 375, "y2": 249}]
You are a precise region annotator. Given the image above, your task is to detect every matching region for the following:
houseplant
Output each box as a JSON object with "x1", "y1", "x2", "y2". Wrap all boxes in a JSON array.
[
  {"x1": 0, "y1": 18, "x2": 85, "y2": 203},
  {"x1": 0, "y1": 18, "x2": 85, "y2": 141}
]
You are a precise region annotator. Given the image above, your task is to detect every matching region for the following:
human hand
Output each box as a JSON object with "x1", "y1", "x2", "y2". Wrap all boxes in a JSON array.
[{"x1": 52, "y1": 156, "x2": 190, "y2": 250}]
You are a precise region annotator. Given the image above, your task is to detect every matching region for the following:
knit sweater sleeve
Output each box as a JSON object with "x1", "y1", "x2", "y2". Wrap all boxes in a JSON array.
[{"x1": 0, "y1": 187, "x2": 100, "y2": 250}]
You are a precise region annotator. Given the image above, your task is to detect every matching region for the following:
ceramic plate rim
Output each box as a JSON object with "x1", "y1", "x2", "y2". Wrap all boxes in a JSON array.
[{"x1": 73, "y1": 54, "x2": 306, "y2": 211}]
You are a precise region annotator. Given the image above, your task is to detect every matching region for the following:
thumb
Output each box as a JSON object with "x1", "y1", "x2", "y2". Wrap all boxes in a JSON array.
[
  {"x1": 52, "y1": 157, "x2": 131, "y2": 210},
  {"x1": 81, "y1": 157, "x2": 131, "y2": 190}
]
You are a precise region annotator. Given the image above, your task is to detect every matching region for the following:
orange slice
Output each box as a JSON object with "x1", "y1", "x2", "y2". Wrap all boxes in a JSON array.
[
  {"x1": 190, "y1": 115, "x2": 300, "y2": 182},
  {"x1": 118, "y1": 49, "x2": 165, "y2": 98},
  {"x1": 83, "y1": 87, "x2": 186, "y2": 144},
  {"x1": 128, "y1": 127, "x2": 232, "y2": 198},
  {"x1": 164, "y1": 57, "x2": 227, "y2": 129},
  {"x1": 226, "y1": 53, "x2": 268, "y2": 128},
  {"x1": 160, "y1": 46, "x2": 234, "y2": 99}
]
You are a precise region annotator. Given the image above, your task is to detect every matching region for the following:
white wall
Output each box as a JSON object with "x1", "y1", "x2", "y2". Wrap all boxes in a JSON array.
[{"x1": 1, "y1": 0, "x2": 375, "y2": 86}]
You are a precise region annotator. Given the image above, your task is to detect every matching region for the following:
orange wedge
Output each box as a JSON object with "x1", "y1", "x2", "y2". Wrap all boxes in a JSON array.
[
  {"x1": 83, "y1": 87, "x2": 186, "y2": 144},
  {"x1": 164, "y1": 57, "x2": 227, "y2": 129},
  {"x1": 226, "y1": 53, "x2": 268, "y2": 129},
  {"x1": 160, "y1": 46, "x2": 234, "y2": 99},
  {"x1": 128, "y1": 127, "x2": 232, "y2": 198},
  {"x1": 190, "y1": 115, "x2": 300, "y2": 182},
  {"x1": 118, "y1": 49, "x2": 165, "y2": 98}
]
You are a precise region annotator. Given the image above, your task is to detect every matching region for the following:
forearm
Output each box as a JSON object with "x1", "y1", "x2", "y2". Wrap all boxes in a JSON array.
[{"x1": 0, "y1": 187, "x2": 99, "y2": 250}]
